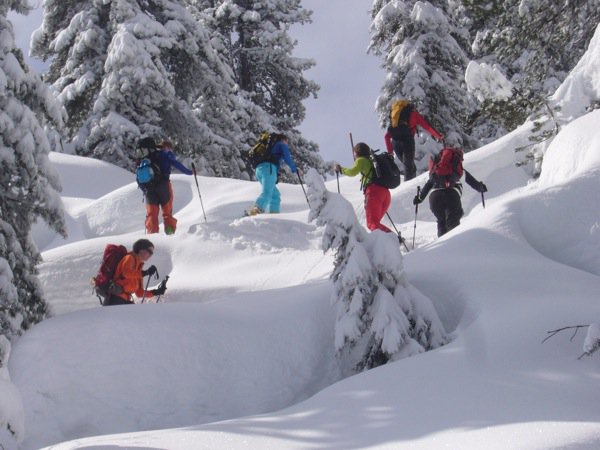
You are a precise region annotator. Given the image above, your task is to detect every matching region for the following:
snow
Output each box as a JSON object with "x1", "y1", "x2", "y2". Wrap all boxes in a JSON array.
[
  {"x1": 2, "y1": 96, "x2": 600, "y2": 448},
  {"x1": 3, "y1": 15, "x2": 600, "y2": 450}
]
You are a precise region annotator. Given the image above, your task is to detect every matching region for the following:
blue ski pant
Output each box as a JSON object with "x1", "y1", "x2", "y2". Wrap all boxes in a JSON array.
[{"x1": 255, "y1": 162, "x2": 281, "y2": 213}]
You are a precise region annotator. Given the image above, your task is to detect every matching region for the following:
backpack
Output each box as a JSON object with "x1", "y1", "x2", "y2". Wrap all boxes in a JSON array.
[
  {"x1": 136, "y1": 151, "x2": 163, "y2": 192},
  {"x1": 92, "y1": 244, "x2": 127, "y2": 305},
  {"x1": 369, "y1": 149, "x2": 401, "y2": 189},
  {"x1": 390, "y1": 100, "x2": 413, "y2": 128},
  {"x1": 428, "y1": 147, "x2": 464, "y2": 188},
  {"x1": 248, "y1": 132, "x2": 278, "y2": 168}
]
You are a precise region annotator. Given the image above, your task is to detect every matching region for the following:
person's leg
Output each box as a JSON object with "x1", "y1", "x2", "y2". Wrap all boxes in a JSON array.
[
  {"x1": 268, "y1": 185, "x2": 281, "y2": 213},
  {"x1": 429, "y1": 190, "x2": 447, "y2": 237},
  {"x1": 445, "y1": 189, "x2": 464, "y2": 233},
  {"x1": 392, "y1": 135, "x2": 416, "y2": 180},
  {"x1": 161, "y1": 182, "x2": 177, "y2": 234},
  {"x1": 254, "y1": 163, "x2": 277, "y2": 213},
  {"x1": 145, "y1": 204, "x2": 160, "y2": 234},
  {"x1": 365, "y1": 185, "x2": 392, "y2": 232}
]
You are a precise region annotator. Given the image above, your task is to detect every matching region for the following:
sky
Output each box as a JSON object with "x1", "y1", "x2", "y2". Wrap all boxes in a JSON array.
[
  {"x1": 8, "y1": 2, "x2": 386, "y2": 166},
  {"x1": 2, "y1": 24, "x2": 600, "y2": 449}
]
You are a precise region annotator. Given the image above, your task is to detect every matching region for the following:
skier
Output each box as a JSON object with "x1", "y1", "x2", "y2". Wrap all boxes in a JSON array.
[
  {"x1": 335, "y1": 142, "x2": 392, "y2": 233},
  {"x1": 246, "y1": 134, "x2": 300, "y2": 216},
  {"x1": 140, "y1": 138, "x2": 193, "y2": 235},
  {"x1": 413, "y1": 142, "x2": 487, "y2": 237},
  {"x1": 105, "y1": 239, "x2": 166, "y2": 305},
  {"x1": 385, "y1": 100, "x2": 443, "y2": 181}
]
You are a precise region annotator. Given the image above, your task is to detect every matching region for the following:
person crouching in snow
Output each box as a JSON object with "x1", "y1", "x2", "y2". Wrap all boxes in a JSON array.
[
  {"x1": 106, "y1": 239, "x2": 165, "y2": 305},
  {"x1": 335, "y1": 142, "x2": 392, "y2": 233},
  {"x1": 140, "y1": 137, "x2": 193, "y2": 235},
  {"x1": 246, "y1": 134, "x2": 300, "y2": 216}
]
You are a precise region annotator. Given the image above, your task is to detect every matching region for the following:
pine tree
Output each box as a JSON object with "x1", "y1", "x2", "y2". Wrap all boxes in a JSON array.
[
  {"x1": 306, "y1": 169, "x2": 447, "y2": 376},
  {"x1": 32, "y1": 0, "x2": 246, "y2": 177},
  {"x1": 369, "y1": 0, "x2": 478, "y2": 171},
  {"x1": 462, "y1": 0, "x2": 600, "y2": 135},
  {"x1": 0, "y1": 2, "x2": 67, "y2": 340},
  {"x1": 200, "y1": 0, "x2": 324, "y2": 174}
]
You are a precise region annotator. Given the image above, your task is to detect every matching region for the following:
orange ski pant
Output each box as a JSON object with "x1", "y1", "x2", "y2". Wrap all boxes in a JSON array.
[{"x1": 145, "y1": 181, "x2": 177, "y2": 234}]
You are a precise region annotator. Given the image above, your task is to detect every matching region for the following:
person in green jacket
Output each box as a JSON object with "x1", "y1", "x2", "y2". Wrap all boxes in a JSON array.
[{"x1": 334, "y1": 142, "x2": 392, "y2": 233}]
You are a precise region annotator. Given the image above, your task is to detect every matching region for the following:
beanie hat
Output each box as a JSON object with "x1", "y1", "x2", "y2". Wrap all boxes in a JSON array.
[{"x1": 138, "y1": 137, "x2": 158, "y2": 150}]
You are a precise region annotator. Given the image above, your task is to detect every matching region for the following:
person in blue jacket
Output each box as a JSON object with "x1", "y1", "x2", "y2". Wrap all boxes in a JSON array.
[
  {"x1": 246, "y1": 134, "x2": 300, "y2": 216},
  {"x1": 139, "y1": 137, "x2": 193, "y2": 234}
]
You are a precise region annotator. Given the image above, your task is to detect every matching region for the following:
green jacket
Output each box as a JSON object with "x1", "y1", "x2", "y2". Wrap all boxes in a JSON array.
[{"x1": 341, "y1": 156, "x2": 373, "y2": 189}]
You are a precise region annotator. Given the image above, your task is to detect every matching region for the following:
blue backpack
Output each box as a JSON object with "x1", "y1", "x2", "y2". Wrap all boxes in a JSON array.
[{"x1": 136, "y1": 151, "x2": 162, "y2": 192}]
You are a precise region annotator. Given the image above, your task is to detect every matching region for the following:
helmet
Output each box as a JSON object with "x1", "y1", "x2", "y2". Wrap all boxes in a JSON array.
[{"x1": 138, "y1": 137, "x2": 158, "y2": 150}]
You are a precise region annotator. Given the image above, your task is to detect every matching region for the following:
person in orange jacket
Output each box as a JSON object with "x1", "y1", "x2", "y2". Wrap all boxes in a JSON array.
[
  {"x1": 385, "y1": 101, "x2": 443, "y2": 181},
  {"x1": 106, "y1": 239, "x2": 165, "y2": 305}
]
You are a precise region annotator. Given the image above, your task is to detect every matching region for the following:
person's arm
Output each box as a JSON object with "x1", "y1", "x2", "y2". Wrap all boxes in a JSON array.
[
  {"x1": 279, "y1": 143, "x2": 298, "y2": 173},
  {"x1": 340, "y1": 157, "x2": 370, "y2": 177},
  {"x1": 465, "y1": 170, "x2": 487, "y2": 193},
  {"x1": 414, "y1": 178, "x2": 433, "y2": 204},
  {"x1": 119, "y1": 256, "x2": 153, "y2": 299},
  {"x1": 384, "y1": 132, "x2": 393, "y2": 154},
  {"x1": 167, "y1": 151, "x2": 193, "y2": 175},
  {"x1": 411, "y1": 110, "x2": 443, "y2": 140}
]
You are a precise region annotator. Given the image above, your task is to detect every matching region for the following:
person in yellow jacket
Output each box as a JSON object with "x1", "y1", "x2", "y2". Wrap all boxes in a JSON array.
[
  {"x1": 335, "y1": 142, "x2": 392, "y2": 233},
  {"x1": 106, "y1": 239, "x2": 165, "y2": 305}
]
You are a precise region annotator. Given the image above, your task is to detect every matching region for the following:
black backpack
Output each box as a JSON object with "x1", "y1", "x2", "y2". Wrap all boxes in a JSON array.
[
  {"x1": 370, "y1": 149, "x2": 401, "y2": 189},
  {"x1": 248, "y1": 132, "x2": 278, "y2": 168}
]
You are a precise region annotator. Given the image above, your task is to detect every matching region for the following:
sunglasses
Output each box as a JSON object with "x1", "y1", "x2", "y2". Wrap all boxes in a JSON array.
[{"x1": 145, "y1": 248, "x2": 154, "y2": 256}]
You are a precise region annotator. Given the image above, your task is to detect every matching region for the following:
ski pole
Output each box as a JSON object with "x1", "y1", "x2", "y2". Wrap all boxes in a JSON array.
[
  {"x1": 349, "y1": 132, "x2": 354, "y2": 149},
  {"x1": 386, "y1": 212, "x2": 409, "y2": 252},
  {"x1": 141, "y1": 274, "x2": 152, "y2": 304},
  {"x1": 412, "y1": 186, "x2": 420, "y2": 250},
  {"x1": 191, "y1": 163, "x2": 207, "y2": 222},
  {"x1": 155, "y1": 275, "x2": 169, "y2": 303},
  {"x1": 481, "y1": 191, "x2": 486, "y2": 209},
  {"x1": 336, "y1": 171, "x2": 340, "y2": 193},
  {"x1": 297, "y1": 172, "x2": 310, "y2": 207}
]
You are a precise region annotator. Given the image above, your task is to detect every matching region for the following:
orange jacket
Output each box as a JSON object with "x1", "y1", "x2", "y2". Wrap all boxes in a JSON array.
[{"x1": 113, "y1": 252, "x2": 153, "y2": 302}]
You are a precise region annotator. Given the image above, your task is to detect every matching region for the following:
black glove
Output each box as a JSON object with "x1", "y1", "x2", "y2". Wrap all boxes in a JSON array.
[
  {"x1": 151, "y1": 285, "x2": 166, "y2": 296},
  {"x1": 479, "y1": 182, "x2": 488, "y2": 193},
  {"x1": 142, "y1": 265, "x2": 157, "y2": 278},
  {"x1": 413, "y1": 195, "x2": 423, "y2": 205}
]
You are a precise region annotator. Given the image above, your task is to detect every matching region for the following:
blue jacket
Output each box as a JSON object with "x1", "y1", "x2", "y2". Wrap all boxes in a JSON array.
[
  {"x1": 156, "y1": 149, "x2": 193, "y2": 178},
  {"x1": 270, "y1": 141, "x2": 298, "y2": 173}
]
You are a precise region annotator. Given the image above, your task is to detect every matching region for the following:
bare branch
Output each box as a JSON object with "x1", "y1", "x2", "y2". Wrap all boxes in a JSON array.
[{"x1": 542, "y1": 325, "x2": 589, "y2": 343}]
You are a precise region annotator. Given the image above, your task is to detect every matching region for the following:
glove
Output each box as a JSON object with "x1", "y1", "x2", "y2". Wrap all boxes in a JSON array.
[
  {"x1": 334, "y1": 164, "x2": 342, "y2": 173},
  {"x1": 142, "y1": 265, "x2": 157, "y2": 277},
  {"x1": 479, "y1": 182, "x2": 488, "y2": 193},
  {"x1": 413, "y1": 195, "x2": 423, "y2": 206},
  {"x1": 151, "y1": 285, "x2": 167, "y2": 296}
]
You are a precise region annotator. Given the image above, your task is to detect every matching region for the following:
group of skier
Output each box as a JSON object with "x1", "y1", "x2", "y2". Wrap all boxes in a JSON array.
[
  {"x1": 335, "y1": 101, "x2": 487, "y2": 240},
  {"x1": 98, "y1": 100, "x2": 487, "y2": 306}
]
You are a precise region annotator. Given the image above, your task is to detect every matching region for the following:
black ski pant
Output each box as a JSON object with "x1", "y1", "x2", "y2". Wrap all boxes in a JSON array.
[
  {"x1": 391, "y1": 135, "x2": 416, "y2": 181},
  {"x1": 429, "y1": 188, "x2": 463, "y2": 237},
  {"x1": 106, "y1": 295, "x2": 134, "y2": 306}
]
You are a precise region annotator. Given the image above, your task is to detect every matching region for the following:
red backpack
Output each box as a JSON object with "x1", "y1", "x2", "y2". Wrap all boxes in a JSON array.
[
  {"x1": 92, "y1": 244, "x2": 127, "y2": 305},
  {"x1": 428, "y1": 147, "x2": 464, "y2": 188}
]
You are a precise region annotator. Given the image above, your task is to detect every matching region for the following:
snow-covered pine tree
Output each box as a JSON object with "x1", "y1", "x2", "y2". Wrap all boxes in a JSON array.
[
  {"x1": 369, "y1": 0, "x2": 478, "y2": 168},
  {"x1": 200, "y1": 0, "x2": 324, "y2": 175},
  {"x1": 0, "y1": 2, "x2": 66, "y2": 340},
  {"x1": 463, "y1": 0, "x2": 600, "y2": 135},
  {"x1": 32, "y1": 0, "x2": 245, "y2": 177},
  {"x1": 306, "y1": 169, "x2": 447, "y2": 375}
]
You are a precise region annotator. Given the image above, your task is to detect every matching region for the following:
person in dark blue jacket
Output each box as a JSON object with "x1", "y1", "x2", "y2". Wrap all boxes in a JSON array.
[
  {"x1": 246, "y1": 134, "x2": 299, "y2": 216},
  {"x1": 139, "y1": 137, "x2": 193, "y2": 234}
]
